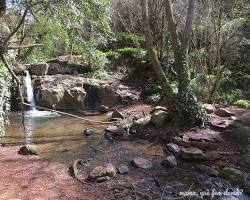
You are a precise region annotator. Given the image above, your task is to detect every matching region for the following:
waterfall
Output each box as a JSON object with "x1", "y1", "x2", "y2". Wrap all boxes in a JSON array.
[{"x1": 24, "y1": 70, "x2": 37, "y2": 111}]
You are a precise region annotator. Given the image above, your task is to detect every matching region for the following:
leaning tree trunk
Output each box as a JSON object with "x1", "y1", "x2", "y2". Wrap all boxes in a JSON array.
[
  {"x1": 141, "y1": 0, "x2": 174, "y2": 106},
  {"x1": 165, "y1": 0, "x2": 206, "y2": 125}
]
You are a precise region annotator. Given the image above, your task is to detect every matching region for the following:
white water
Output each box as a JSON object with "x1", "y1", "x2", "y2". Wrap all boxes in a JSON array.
[
  {"x1": 24, "y1": 70, "x2": 58, "y2": 118},
  {"x1": 24, "y1": 70, "x2": 37, "y2": 111}
]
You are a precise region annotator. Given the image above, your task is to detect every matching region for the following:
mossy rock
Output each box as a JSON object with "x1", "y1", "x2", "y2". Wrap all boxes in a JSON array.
[
  {"x1": 219, "y1": 167, "x2": 245, "y2": 186},
  {"x1": 226, "y1": 127, "x2": 250, "y2": 145},
  {"x1": 226, "y1": 112, "x2": 250, "y2": 145}
]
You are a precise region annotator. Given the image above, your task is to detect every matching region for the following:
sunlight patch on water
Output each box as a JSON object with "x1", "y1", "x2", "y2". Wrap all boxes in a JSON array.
[{"x1": 25, "y1": 110, "x2": 59, "y2": 118}]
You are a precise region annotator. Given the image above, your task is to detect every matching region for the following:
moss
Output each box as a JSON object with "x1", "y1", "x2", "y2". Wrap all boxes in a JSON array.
[
  {"x1": 234, "y1": 99, "x2": 250, "y2": 108},
  {"x1": 219, "y1": 167, "x2": 245, "y2": 186}
]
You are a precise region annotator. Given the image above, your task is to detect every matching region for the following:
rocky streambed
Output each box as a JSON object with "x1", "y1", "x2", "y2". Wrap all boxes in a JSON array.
[{"x1": 2, "y1": 103, "x2": 250, "y2": 199}]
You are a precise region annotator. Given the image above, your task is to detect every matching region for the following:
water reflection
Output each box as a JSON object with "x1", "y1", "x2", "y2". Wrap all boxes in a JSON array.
[
  {"x1": 3, "y1": 111, "x2": 107, "y2": 163},
  {"x1": 24, "y1": 115, "x2": 35, "y2": 144}
]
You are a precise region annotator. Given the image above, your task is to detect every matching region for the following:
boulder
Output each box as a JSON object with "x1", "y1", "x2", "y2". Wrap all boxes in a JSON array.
[
  {"x1": 226, "y1": 127, "x2": 250, "y2": 145},
  {"x1": 195, "y1": 164, "x2": 219, "y2": 177},
  {"x1": 235, "y1": 112, "x2": 250, "y2": 127},
  {"x1": 226, "y1": 112, "x2": 250, "y2": 145},
  {"x1": 132, "y1": 116, "x2": 151, "y2": 131},
  {"x1": 161, "y1": 156, "x2": 177, "y2": 168},
  {"x1": 118, "y1": 165, "x2": 129, "y2": 174},
  {"x1": 202, "y1": 104, "x2": 216, "y2": 114},
  {"x1": 37, "y1": 87, "x2": 64, "y2": 109},
  {"x1": 244, "y1": 173, "x2": 250, "y2": 194},
  {"x1": 166, "y1": 143, "x2": 181, "y2": 155},
  {"x1": 180, "y1": 147, "x2": 205, "y2": 160},
  {"x1": 35, "y1": 75, "x2": 136, "y2": 110},
  {"x1": 150, "y1": 106, "x2": 168, "y2": 114},
  {"x1": 205, "y1": 151, "x2": 221, "y2": 161},
  {"x1": 99, "y1": 105, "x2": 109, "y2": 113},
  {"x1": 88, "y1": 163, "x2": 117, "y2": 182},
  {"x1": 211, "y1": 120, "x2": 231, "y2": 130},
  {"x1": 37, "y1": 86, "x2": 86, "y2": 110},
  {"x1": 229, "y1": 116, "x2": 237, "y2": 120},
  {"x1": 19, "y1": 144, "x2": 41, "y2": 155},
  {"x1": 105, "y1": 126, "x2": 126, "y2": 136},
  {"x1": 219, "y1": 167, "x2": 245, "y2": 186},
  {"x1": 83, "y1": 128, "x2": 94, "y2": 136},
  {"x1": 112, "y1": 109, "x2": 124, "y2": 119},
  {"x1": 47, "y1": 63, "x2": 68, "y2": 75},
  {"x1": 28, "y1": 62, "x2": 49, "y2": 76},
  {"x1": 151, "y1": 110, "x2": 168, "y2": 127},
  {"x1": 214, "y1": 108, "x2": 235, "y2": 117},
  {"x1": 46, "y1": 59, "x2": 91, "y2": 75},
  {"x1": 84, "y1": 84, "x2": 122, "y2": 108},
  {"x1": 131, "y1": 157, "x2": 152, "y2": 169}
]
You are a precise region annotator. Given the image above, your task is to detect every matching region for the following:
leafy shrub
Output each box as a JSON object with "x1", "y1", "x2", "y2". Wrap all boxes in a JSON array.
[
  {"x1": 105, "y1": 48, "x2": 146, "y2": 61},
  {"x1": 234, "y1": 100, "x2": 250, "y2": 108},
  {"x1": 142, "y1": 83, "x2": 162, "y2": 97},
  {"x1": 117, "y1": 47, "x2": 146, "y2": 58},
  {"x1": 190, "y1": 74, "x2": 215, "y2": 100},
  {"x1": 219, "y1": 89, "x2": 242, "y2": 105},
  {"x1": 115, "y1": 32, "x2": 144, "y2": 47},
  {"x1": 104, "y1": 51, "x2": 121, "y2": 59},
  {"x1": 88, "y1": 67, "x2": 108, "y2": 79}
]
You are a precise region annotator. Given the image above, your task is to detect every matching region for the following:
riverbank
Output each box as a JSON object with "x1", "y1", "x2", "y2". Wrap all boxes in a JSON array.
[{"x1": 0, "y1": 146, "x2": 112, "y2": 200}]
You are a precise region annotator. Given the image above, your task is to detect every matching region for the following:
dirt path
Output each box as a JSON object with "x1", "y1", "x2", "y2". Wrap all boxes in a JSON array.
[{"x1": 0, "y1": 146, "x2": 110, "y2": 200}]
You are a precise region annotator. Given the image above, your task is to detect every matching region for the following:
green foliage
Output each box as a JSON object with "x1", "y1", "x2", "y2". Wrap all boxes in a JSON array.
[
  {"x1": 117, "y1": 47, "x2": 146, "y2": 58},
  {"x1": 172, "y1": 85, "x2": 207, "y2": 126},
  {"x1": 104, "y1": 51, "x2": 120, "y2": 59},
  {"x1": 234, "y1": 100, "x2": 250, "y2": 108},
  {"x1": 24, "y1": 0, "x2": 112, "y2": 63},
  {"x1": 143, "y1": 84, "x2": 162, "y2": 97},
  {"x1": 115, "y1": 32, "x2": 145, "y2": 46},
  {"x1": 0, "y1": 62, "x2": 11, "y2": 137},
  {"x1": 190, "y1": 74, "x2": 215, "y2": 100},
  {"x1": 82, "y1": 49, "x2": 109, "y2": 71},
  {"x1": 219, "y1": 89, "x2": 241, "y2": 105},
  {"x1": 88, "y1": 67, "x2": 108, "y2": 79},
  {"x1": 104, "y1": 48, "x2": 146, "y2": 62}
]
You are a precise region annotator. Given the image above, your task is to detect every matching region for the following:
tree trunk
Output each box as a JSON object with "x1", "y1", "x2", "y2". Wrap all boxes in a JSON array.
[
  {"x1": 0, "y1": 0, "x2": 6, "y2": 17},
  {"x1": 208, "y1": 1, "x2": 224, "y2": 103},
  {"x1": 165, "y1": 0, "x2": 206, "y2": 125},
  {"x1": 141, "y1": 0, "x2": 174, "y2": 105}
]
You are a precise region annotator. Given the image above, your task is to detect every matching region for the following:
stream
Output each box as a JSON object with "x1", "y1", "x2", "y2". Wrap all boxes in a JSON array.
[
  {"x1": 1, "y1": 111, "x2": 250, "y2": 200},
  {"x1": 2, "y1": 111, "x2": 107, "y2": 163}
]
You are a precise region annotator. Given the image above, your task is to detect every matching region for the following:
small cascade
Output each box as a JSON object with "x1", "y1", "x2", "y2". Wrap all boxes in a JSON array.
[{"x1": 24, "y1": 70, "x2": 37, "y2": 111}]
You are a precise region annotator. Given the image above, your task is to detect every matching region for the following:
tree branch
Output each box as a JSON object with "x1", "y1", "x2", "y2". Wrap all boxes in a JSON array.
[
  {"x1": 8, "y1": 44, "x2": 43, "y2": 50},
  {"x1": 3, "y1": 8, "x2": 29, "y2": 45}
]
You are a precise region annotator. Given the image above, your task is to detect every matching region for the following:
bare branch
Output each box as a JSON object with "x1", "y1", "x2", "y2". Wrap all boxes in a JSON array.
[
  {"x1": 3, "y1": 7, "x2": 29, "y2": 45},
  {"x1": 8, "y1": 44, "x2": 43, "y2": 50}
]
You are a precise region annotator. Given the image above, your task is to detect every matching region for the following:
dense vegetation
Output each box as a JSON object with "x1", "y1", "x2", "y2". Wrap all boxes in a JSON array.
[
  {"x1": 0, "y1": 0, "x2": 249, "y2": 129},
  {"x1": 0, "y1": 63, "x2": 10, "y2": 137}
]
